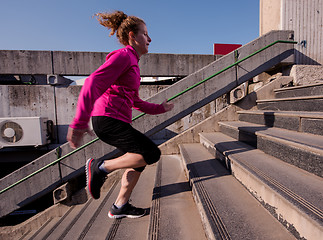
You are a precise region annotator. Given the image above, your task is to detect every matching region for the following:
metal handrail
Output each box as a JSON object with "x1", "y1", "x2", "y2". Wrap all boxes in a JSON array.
[{"x1": 0, "y1": 40, "x2": 297, "y2": 194}]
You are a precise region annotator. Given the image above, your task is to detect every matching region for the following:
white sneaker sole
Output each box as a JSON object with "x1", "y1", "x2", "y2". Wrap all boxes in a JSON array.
[{"x1": 108, "y1": 211, "x2": 145, "y2": 219}]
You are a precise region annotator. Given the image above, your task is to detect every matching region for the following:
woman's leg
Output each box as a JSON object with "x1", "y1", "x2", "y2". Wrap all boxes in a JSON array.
[
  {"x1": 102, "y1": 152, "x2": 146, "y2": 173},
  {"x1": 108, "y1": 168, "x2": 146, "y2": 218},
  {"x1": 114, "y1": 168, "x2": 141, "y2": 206}
]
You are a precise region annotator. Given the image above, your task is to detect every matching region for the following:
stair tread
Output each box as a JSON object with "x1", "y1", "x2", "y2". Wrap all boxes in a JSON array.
[
  {"x1": 21, "y1": 216, "x2": 60, "y2": 240},
  {"x1": 154, "y1": 155, "x2": 206, "y2": 240},
  {"x1": 199, "y1": 132, "x2": 323, "y2": 213},
  {"x1": 274, "y1": 82, "x2": 323, "y2": 92},
  {"x1": 237, "y1": 110, "x2": 323, "y2": 119},
  {"x1": 45, "y1": 181, "x2": 121, "y2": 240},
  {"x1": 39, "y1": 165, "x2": 156, "y2": 240},
  {"x1": 219, "y1": 121, "x2": 323, "y2": 152},
  {"x1": 103, "y1": 164, "x2": 157, "y2": 240},
  {"x1": 256, "y1": 95, "x2": 323, "y2": 102},
  {"x1": 179, "y1": 143, "x2": 295, "y2": 240}
]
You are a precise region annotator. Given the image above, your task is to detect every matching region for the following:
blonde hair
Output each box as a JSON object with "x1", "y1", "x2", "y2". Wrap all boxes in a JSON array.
[{"x1": 95, "y1": 11, "x2": 145, "y2": 46}]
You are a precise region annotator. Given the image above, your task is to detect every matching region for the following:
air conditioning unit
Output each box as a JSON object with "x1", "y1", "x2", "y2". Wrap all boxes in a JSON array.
[{"x1": 0, "y1": 117, "x2": 49, "y2": 148}]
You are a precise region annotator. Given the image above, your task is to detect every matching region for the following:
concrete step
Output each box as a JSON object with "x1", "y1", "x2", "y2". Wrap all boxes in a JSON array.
[
  {"x1": 179, "y1": 143, "x2": 295, "y2": 240},
  {"x1": 21, "y1": 164, "x2": 156, "y2": 240},
  {"x1": 32, "y1": 180, "x2": 121, "y2": 240},
  {"x1": 274, "y1": 83, "x2": 323, "y2": 98},
  {"x1": 148, "y1": 155, "x2": 206, "y2": 240},
  {"x1": 237, "y1": 110, "x2": 323, "y2": 135},
  {"x1": 13, "y1": 156, "x2": 206, "y2": 240},
  {"x1": 218, "y1": 121, "x2": 323, "y2": 177},
  {"x1": 20, "y1": 216, "x2": 60, "y2": 240},
  {"x1": 199, "y1": 132, "x2": 323, "y2": 240},
  {"x1": 256, "y1": 95, "x2": 323, "y2": 111},
  {"x1": 104, "y1": 164, "x2": 156, "y2": 240}
]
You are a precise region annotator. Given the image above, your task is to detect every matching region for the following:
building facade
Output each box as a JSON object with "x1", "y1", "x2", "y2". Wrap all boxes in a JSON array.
[{"x1": 260, "y1": 0, "x2": 322, "y2": 65}]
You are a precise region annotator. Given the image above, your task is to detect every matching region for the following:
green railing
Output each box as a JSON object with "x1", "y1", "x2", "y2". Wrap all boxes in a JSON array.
[{"x1": 0, "y1": 40, "x2": 297, "y2": 194}]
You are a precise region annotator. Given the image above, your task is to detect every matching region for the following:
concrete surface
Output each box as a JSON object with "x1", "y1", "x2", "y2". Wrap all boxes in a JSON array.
[
  {"x1": 290, "y1": 65, "x2": 323, "y2": 86},
  {"x1": 199, "y1": 132, "x2": 323, "y2": 240},
  {"x1": 219, "y1": 121, "x2": 323, "y2": 177},
  {"x1": 180, "y1": 143, "x2": 295, "y2": 240},
  {"x1": 0, "y1": 50, "x2": 215, "y2": 77}
]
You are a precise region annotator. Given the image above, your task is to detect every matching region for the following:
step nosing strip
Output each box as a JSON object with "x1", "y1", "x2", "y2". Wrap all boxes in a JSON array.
[
  {"x1": 237, "y1": 111, "x2": 323, "y2": 119},
  {"x1": 105, "y1": 219, "x2": 122, "y2": 240},
  {"x1": 274, "y1": 83, "x2": 323, "y2": 92},
  {"x1": 148, "y1": 159, "x2": 162, "y2": 240},
  {"x1": 256, "y1": 95, "x2": 323, "y2": 102},
  {"x1": 191, "y1": 167, "x2": 231, "y2": 240}
]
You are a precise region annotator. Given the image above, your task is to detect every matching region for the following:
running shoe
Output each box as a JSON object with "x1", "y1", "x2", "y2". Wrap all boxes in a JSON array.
[
  {"x1": 85, "y1": 158, "x2": 107, "y2": 199},
  {"x1": 108, "y1": 202, "x2": 146, "y2": 219}
]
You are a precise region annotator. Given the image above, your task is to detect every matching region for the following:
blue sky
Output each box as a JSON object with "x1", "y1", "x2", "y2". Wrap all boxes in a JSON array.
[{"x1": 0, "y1": 0, "x2": 259, "y2": 54}]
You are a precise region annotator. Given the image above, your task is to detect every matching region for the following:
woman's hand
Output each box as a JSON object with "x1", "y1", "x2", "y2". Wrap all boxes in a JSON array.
[
  {"x1": 67, "y1": 127, "x2": 93, "y2": 149},
  {"x1": 162, "y1": 100, "x2": 174, "y2": 112}
]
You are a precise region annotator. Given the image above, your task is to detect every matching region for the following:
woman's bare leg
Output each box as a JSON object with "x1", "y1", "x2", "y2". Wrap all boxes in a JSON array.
[
  {"x1": 114, "y1": 169, "x2": 141, "y2": 206},
  {"x1": 101, "y1": 153, "x2": 145, "y2": 205},
  {"x1": 102, "y1": 152, "x2": 146, "y2": 172}
]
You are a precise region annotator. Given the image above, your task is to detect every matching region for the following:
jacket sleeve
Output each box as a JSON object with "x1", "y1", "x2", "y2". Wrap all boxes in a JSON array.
[
  {"x1": 70, "y1": 51, "x2": 131, "y2": 129},
  {"x1": 133, "y1": 91, "x2": 166, "y2": 115}
]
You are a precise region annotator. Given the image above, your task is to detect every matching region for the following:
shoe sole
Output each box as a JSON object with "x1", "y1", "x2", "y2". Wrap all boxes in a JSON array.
[
  {"x1": 85, "y1": 158, "x2": 96, "y2": 199},
  {"x1": 108, "y1": 211, "x2": 145, "y2": 219}
]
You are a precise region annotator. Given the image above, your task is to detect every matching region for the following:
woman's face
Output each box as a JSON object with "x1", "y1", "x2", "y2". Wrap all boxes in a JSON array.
[{"x1": 130, "y1": 23, "x2": 151, "y2": 57}]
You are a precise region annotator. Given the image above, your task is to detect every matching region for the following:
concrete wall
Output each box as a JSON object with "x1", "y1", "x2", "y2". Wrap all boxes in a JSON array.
[
  {"x1": 281, "y1": 0, "x2": 323, "y2": 65},
  {"x1": 260, "y1": 0, "x2": 323, "y2": 65},
  {"x1": 260, "y1": 0, "x2": 281, "y2": 35},
  {"x1": 0, "y1": 51, "x2": 215, "y2": 77},
  {"x1": 0, "y1": 85, "x2": 169, "y2": 144},
  {"x1": 0, "y1": 51, "x2": 216, "y2": 153},
  {"x1": 0, "y1": 84, "x2": 224, "y2": 163}
]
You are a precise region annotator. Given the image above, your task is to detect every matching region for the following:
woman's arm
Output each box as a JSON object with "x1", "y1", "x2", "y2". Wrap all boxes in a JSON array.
[
  {"x1": 70, "y1": 51, "x2": 131, "y2": 129},
  {"x1": 133, "y1": 93, "x2": 174, "y2": 115}
]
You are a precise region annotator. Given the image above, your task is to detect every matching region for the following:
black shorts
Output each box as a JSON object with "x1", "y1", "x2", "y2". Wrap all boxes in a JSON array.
[{"x1": 92, "y1": 116, "x2": 161, "y2": 172}]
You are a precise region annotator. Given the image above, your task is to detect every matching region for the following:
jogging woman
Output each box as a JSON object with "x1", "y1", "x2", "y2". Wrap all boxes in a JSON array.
[{"x1": 67, "y1": 10, "x2": 174, "y2": 219}]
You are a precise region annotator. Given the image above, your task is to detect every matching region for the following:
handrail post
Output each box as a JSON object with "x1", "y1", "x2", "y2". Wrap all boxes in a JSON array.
[{"x1": 56, "y1": 146, "x2": 63, "y2": 182}]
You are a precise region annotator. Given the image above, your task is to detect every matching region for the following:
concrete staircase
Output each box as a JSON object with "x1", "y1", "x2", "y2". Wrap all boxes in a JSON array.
[
  {"x1": 1, "y1": 157, "x2": 207, "y2": 240},
  {"x1": 2, "y1": 31, "x2": 323, "y2": 239},
  {"x1": 179, "y1": 82, "x2": 323, "y2": 240},
  {"x1": 2, "y1": 82, "x2": 322, "y2": 240}
]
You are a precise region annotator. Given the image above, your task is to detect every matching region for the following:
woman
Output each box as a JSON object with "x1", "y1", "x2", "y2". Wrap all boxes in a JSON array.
[{"x1": 67, "y1": 10, "x2": 174, "y2": 219}]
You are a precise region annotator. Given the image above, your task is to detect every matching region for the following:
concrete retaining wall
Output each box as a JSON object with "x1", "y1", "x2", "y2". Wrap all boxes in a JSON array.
[
  {"x1": 0, "y1": 84, "x2": 222, "y2": 145},
  {"x1": 0, "y1": 51, "x2": 215, "y2": 77}
]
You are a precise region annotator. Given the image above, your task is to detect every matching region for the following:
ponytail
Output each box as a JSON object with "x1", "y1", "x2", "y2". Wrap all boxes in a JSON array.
[{"x1": 95, "y1": 11, "x2": 145, "y2": 46}]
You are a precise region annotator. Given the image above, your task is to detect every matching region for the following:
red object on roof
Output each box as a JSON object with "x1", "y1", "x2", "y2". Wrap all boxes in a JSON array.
[{"x1": 213, "y1": 43, "x2": 242, "y2": 55}]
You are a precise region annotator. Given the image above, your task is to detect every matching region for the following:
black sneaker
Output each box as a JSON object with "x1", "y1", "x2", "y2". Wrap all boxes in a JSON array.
[
  {"x1": 85, "y1": 158, "x2": 107, "y2": 199},
  {"x1": 108, "y1": 202, "x2": 146, "y2": 219}
]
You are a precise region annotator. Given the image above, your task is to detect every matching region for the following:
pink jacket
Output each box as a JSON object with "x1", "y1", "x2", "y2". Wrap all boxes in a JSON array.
[{"x1": 70, "y1": 45, "x2": 166, "y2": 129}]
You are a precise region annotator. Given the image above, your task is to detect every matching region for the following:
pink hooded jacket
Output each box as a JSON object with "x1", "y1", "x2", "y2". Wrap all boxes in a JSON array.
[{"x1": 70, "y1": 45, "x2": 166, "y2": 129}]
